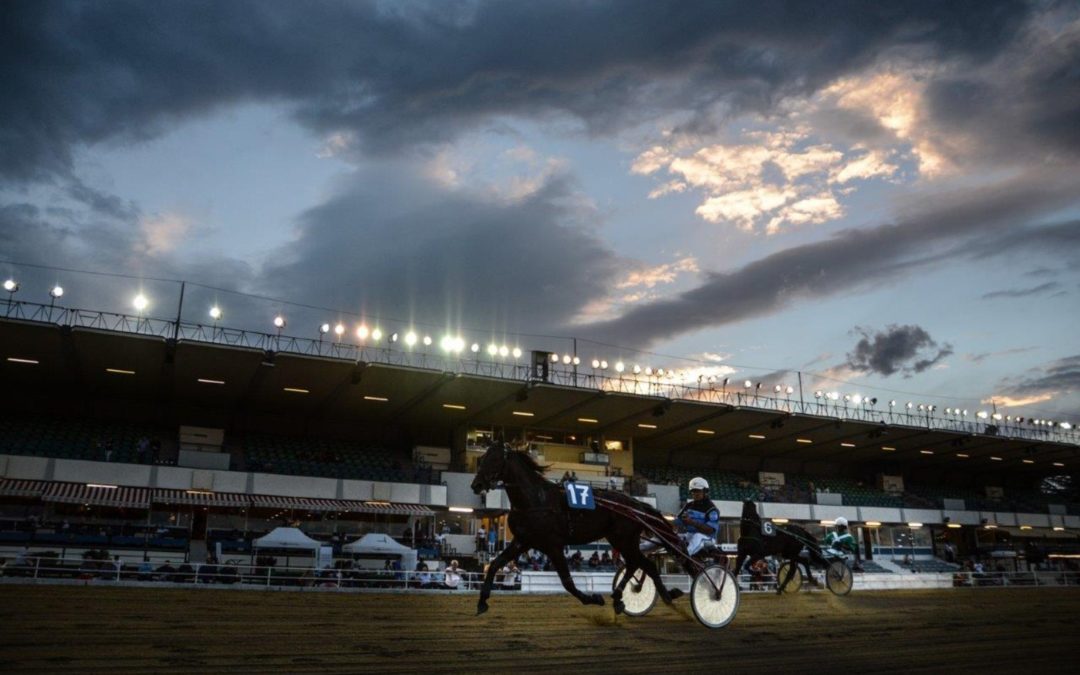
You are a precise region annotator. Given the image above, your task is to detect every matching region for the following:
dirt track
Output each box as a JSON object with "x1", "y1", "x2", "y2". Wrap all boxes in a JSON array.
[{"x1": 1, "y1": 584, "x2": 1078, "y2": 673}]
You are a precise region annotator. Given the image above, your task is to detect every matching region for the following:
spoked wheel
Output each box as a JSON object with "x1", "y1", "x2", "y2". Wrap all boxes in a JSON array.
[
  {"x1": 690, "y1": 564, "x2": 740, "y2": 629},
  {"x1": 612, "y1": 566, "x2": 657, "y2": 617},
  {"x1": 825, "y1": 561, "x2": 854, "y2": 596},
  {"x1": 775, "y1": 561, "x2": 803, "y2": 594}
]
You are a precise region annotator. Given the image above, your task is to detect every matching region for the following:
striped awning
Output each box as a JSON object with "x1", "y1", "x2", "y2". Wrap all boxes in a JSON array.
[
  {"x1": 152, "y1": 489, "x2": 251, "y2": 509},
  {"x1": 249, "y1": 494, "x2": 433, "y2": 516},
  {"x1": 0, "y1": 479, "x2": 50, "y2": 498},
  {"x1": 43, "y1": 482, "x2": 150, "y2": 509},
  {"x1": 250, "y1": 495, "x2": 351, "y2": 512},
  {"x1": 351, "y1": 502, "x2": 435, "y2": 517}
]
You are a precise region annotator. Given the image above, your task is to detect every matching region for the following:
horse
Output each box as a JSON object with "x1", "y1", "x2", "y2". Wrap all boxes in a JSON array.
[
  {"x1": 470, "y1": 441, "x2": 683, "y2": 616},
  {"x1": 734, "y1": 500, "x2": 828, "y2": 594}
]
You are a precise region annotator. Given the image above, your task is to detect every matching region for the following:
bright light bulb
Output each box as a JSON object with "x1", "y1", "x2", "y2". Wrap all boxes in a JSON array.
[
  {"x1": 591, "y1": 359, "x2": 600, "y2": 369},
  {"x1": 512, "y1": 347, "x2": 522, "y2": 358},
  {"x1": 615, "y1": 362, "x2": 624, "y2": 372},
  {"x1": 371, "y1": 328, "x2": 382, "y2": 341},
  {"x1": 209, "y1": 306, "x2": 222, "y2": 320},
  {"x1": 50, "y1": 285, "x2": 64, "y2": 298},
  {"x1": 470, "y1": 343, "x2": 480, "y2": 353},
  {"x1": 274, "y1": 315, "x2": 286, "y2": 328},
  {"x1": 487, "y1": 344, "x2": 498, "y2": 356},
  {"x1": 133, "y1": 294, "x2": 148, "y2": 311},
  {"x1": 319, "y1": 323, "x2": 331, "y2": 334},
  {"x1": 422, "y1": 335, "x2": 432, "y2": 346},
  {"x1": 356, "y1": 325, "x2": 369, "y2": 340},
  {"x1": 562, "y1": 354, "x2": 571, "y2": 364},
  {"x1": 499, "y1": 346, "x2": 509, "y2": 357},
  {"x1": 2, "y1": 279, "x2": 16, "y2": 292},
  {"x1": 405, "y1": 332, "x2": 418, "y2": 346},
  {"x1": 334, "y1": 323, "x2": 345, "y2": 336}
]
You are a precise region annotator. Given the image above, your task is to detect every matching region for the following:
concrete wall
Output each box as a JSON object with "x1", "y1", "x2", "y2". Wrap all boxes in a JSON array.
[
  {"x1": 648, "y1": 483, "x2": 681, "y2": 515},
  {"x1": 443, "y1": 472, "x2": 486, "y2": 511},
  {"x1": 0, "y1": 455, "x2": 49, "y2": 480},
  {"x1": 52, "y1": 459, "x2": 152, "y2": 486}
]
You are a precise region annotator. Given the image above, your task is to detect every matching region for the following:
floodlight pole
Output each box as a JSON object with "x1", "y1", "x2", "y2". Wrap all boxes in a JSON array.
[
  {"x1": 173, "y1": 281, "x2": 186, "y2": 341},
  {"x1": 797, "y1": 371, "x2": 805, "y2": 414}
]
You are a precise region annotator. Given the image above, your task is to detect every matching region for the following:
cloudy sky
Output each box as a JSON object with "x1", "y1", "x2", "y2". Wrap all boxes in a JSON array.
[{"x1": 2, "y1": 0, "x2": 1078, "y2": 418}]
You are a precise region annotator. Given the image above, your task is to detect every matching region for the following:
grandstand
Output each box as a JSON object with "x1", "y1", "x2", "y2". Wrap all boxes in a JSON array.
[{"x1": 1, "y1": 304, "x2": 1078, "y2": 583}]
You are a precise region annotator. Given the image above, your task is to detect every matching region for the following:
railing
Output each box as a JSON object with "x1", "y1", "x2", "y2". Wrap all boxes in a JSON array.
[
  {"x1": 4, "y1": 556, "x2": 1079, "y2": 593},
  {"x1": 3, "y1": 298, "x2": 1077, "y2": 447}
]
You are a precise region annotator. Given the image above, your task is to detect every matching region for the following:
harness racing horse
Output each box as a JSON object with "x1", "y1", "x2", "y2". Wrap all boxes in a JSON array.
[
  {"x1": 470, "y1": 442, "x2": 682, "y2": 616},
  {"x1": 734, "y1": 500, "x2": 828, "y2": 594}
]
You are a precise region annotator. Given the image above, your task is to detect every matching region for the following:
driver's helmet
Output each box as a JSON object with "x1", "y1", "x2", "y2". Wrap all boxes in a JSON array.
[
  {"x1": 688, "y1": 476, "x2": 709, "y2": 492},
  {"x1": 834, "y1": 516, "x2": 849, "y2": 530}
]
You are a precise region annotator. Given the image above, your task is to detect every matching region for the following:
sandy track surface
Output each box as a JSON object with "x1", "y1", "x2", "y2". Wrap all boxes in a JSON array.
[{"x1": 1, "y1": 585, "x2": 1078, "y2": 673}]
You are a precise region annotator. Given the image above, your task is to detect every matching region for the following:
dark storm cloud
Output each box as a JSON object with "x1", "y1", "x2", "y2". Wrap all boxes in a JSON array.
[
  {"x1": 981, "y1": 282, "x2": 1061, "y2": 299},
  {"x1": 257, "y1": 167, "x2": 620, "y2": 341},
  {"x1": 1, "y1": 0, "x2": 1037, "y2": 182},
  {"x1": 924, "y1": 4, "x2": 1080, "y2": 164},
  {"x1": 575, "y1": 172, "x2": 1079, "y2": 346},
  {"x1": 843, "y1": 324, "x2": 952, "y2": 378},
  {"x1": 998, "y1": 355, "x2": 1080, "y2": 399}
]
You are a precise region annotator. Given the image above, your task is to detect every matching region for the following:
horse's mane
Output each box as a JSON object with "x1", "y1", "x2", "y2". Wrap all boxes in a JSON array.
[
  {"x1": 510, "y1": 449, "x2": 550, "y2": 476},
  {"x1": 507, "y1": 451, "x2": 667, "y2": 521}
]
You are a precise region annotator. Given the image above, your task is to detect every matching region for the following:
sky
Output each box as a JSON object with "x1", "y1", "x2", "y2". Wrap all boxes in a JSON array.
[{"x1": 1, "y1": 0, "x2": 1079, "y2": 421}]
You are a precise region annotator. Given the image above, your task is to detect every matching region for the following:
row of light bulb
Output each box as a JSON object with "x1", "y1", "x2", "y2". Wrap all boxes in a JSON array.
[{"x1": 4, "y1": 279, "x2": 65, "y2": 299}]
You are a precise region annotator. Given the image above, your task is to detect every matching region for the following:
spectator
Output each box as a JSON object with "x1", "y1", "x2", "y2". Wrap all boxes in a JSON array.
[
  {"x1": 487, "y1": 527, "x2": 497, "y2": 554},
  {"x1": 136, "y1": 436, "x2": 150, "y2": 464},
  {"x1": 137, "y1": 559, "x2": 153, "y2": 581},
  {"x1": 600, "y1": 551, "x2": 612, "y2": 568},
  {"x1": 476, "y1": 524, "x2": 486, "y2": 552},
  {"x1": 442, "y1": 560, "x2": 463, "y2": 589},
  {"x1": 500, "y1": 561, "x2": 521, "y2": 590},
  {"x1": 415, "y1": 562, "x2": 432, "y2": 588},
  {"x1": 588, "y1": 551, "x2": 600, "y2": 569},
  {"x1": 156, "y1": 560, "x2": 176, "y2": 582}
]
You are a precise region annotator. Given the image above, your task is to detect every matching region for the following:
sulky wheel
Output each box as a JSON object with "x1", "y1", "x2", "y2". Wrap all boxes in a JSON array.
[
  {"x1": 612, "y1": 565, "x2": 657, "y2": 616},
  {"x1": 690, "y1": 564, "x2": 740, "y2": 629},
  {"x1": 825, "y1": 560, "x2": 854, "y2": 596},
  {"x1": 775, "y1": 561, "x2": 803, "y2": 594}
]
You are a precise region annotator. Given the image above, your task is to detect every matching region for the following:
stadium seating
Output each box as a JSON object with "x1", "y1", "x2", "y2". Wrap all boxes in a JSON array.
[
  {"x1": 240, "y1": 433, "x2": 437, "y2": 484},
  {"x1": 0, "y1": 414, "x2": 160, "y2": 464}
]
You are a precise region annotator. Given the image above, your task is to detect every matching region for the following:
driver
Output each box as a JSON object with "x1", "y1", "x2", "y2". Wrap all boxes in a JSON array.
[
  {"x1": 823, "y1": 517, "x2": 858, "y2": 558},
  {"x1": 676, "y1": 477, "x2": 720, "y2": 557}
]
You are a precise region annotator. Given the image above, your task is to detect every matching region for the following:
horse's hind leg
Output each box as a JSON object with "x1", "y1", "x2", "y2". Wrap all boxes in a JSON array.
[
  {"x1": 621, "y1": 547, "x2": 681, "y2": 604},
  {"x1": 549, "y1": 551, "x2": 604, "y2": 607},
  {"x1": 610, "y1": 557, "x2": 639, "y2": 615},
  {"x1": 476, "y1": 540, "x2": 525, "y2": 616}
]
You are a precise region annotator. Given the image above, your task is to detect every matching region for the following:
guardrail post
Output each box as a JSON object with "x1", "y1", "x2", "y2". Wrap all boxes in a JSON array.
[{"x1": 34, "y1": 556, "x2": 40, "y2": 579}]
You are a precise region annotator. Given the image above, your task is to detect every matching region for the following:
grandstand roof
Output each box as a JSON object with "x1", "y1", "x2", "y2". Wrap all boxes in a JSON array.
[{"x1": 2, "y1": 318, "x2": 1076, "y2": 477}]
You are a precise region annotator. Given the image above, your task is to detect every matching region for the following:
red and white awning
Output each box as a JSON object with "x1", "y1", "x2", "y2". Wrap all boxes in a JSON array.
[
  {"x1": 152, "y1": 489, "x2": 251, "y2": 509},
  {"x1": 249, "y1": 494, "x2": 433, "y2": 516},
  {"x1": 43, "y1": 482, "x2": 150, "y2": 509},
  {"x1": 0, "y1": 479, "x2": 50, "y2": 498}
]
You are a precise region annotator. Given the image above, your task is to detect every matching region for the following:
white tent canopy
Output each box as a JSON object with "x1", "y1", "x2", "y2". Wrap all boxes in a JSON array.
[
  {"x1": 343, "y1": 533, "x2": 418, "y2": 571},
  {"x1": 252, "y1": 527, "x2": 321, "y2": 551}
]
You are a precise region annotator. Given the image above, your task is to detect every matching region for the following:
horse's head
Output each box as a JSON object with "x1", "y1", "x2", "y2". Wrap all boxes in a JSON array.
[
  {"x1": 471, "y1": 441, "x2": 511, "y2": 494},
  {"x1": 741, "y1": 500, "x2": 760, "y2": 522}
]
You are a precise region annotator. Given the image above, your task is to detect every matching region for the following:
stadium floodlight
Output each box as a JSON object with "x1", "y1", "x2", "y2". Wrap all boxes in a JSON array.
[
  {"x1": 562, "y1": 354, "x2": 572, "y2": 365},
  {"x1": 645, "y1": 367, "x2": 653, "y2": 376},
  {"x1": 512, "y1": 347, "x2": 522, "y2": 358},
  {"x1": 905, "y1": 401, "x2": 913, "y2": 409},
  {"x1": 498, "y1": 345, "x2": 509, "y2": 357},
  {"x1": 743, "y1": 380, "x2": 752, "y2": 389},
  {"x1": 371, "y1": 328, "x2": 383, "y2": 341},
  {"x1": 976, "y1": 410, "x2": 989, "y2": 419},
  {"x1": 50, "y1": 285, "x2": 64, "y2": 299},
  {"x1": 2, "y1": 279, "x2": 17, "y2": 293},
  {"x1": 572, "y1": 356, "x2": 580, "y2": 365},
  {"x1": 356, "y1": 325, "x2": 369, "y2": 340},
  {"x1": 785, "y1": 386, "x2": 794, "y2": 395},
  {"x1": 774, "y1": 384, "x2": 782, "y2": 393},
  {"x1": 600, "y1": 360, "x2": 608, "y2": 370},
  {"x1": 487, "y1": 344, "x2": 498, "y2": 356},
  {"x1": 550, "y1": 353, "x2": 559, "y2": 362},
  {"x1": 133, "y1": 294, "x2": 148, "y2": 311},
  {"x1": 404, "y1": 331, "x2": 417, "y2": 346},
  {"x1": 209, "y1": 306, "x2": 222, "y2": 320},
  {"x1": 440, "y1": 335, "x2": 455, "y2": 352},
  {"x1": 319, "y1": 323, "x2": 331, "y2": 335},
  {"x1": 422, "y1": 335, "x2": 432, "y2": 346},
  {"x1": 814, "y1": 390, "x2": 823, "y2": 399},
  {"x1": 633, "y1": 364, "x2": 641, "y2": 374},
  {"x1": 470, "y1": 343, "x2": 480, "y2": 353},
  {"x1": 615, "y1": 362, "x2": 625, "y2": 373},
  {"x1": 591, "y1": 359, "x2": 601, "y2": 369},
  {"x1": 273, "y1": 315, "x2": 286, "y2": 329},
  {"x1": 334, "y1": 323, "x2": 345, "y2": 337}
]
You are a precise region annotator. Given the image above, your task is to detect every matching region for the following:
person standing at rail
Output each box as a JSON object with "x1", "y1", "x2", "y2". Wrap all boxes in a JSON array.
[{"x1": 676, "y1": 477, "x2": 720, "y2": 557}]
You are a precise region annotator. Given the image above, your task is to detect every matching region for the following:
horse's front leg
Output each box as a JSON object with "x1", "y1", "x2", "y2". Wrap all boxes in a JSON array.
[
  {"x1": 476, "y1": 540, "x2": 525, "y2": 616},
  {"x1": 550, "y1": 550, "x2": 604, "y2": 607}
]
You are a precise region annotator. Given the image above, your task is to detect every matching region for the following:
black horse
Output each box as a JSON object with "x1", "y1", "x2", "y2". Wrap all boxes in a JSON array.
[
  {"x1": 470, "y1": 442, "x2": 682, "y2": 616},
  {"x1": 734, "y1": 500, "x2": 827, "y2": 594}
]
